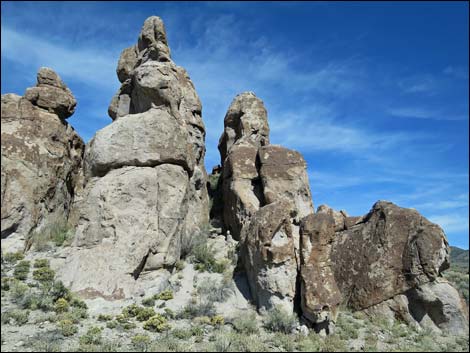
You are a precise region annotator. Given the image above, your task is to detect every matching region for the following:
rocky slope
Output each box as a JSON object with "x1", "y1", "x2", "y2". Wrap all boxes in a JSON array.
[{"x1": 1, "y1": 15, "x2": 468, "y2": 348}]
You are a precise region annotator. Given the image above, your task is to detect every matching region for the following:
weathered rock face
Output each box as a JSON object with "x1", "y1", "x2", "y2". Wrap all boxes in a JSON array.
[
  {"x1": 299, "y1": 212, "x2": 342, "y2": 333},
  {"x1": 218, "y1": 92, "x2": 314, "y2": 314},
  {"x1": 59, "y1": 16, "x2": 209, "y2": 298},
  {"x1": 241, "y1": 200, "x2": 299, "y2": 313},
  {"x1": 1, "y1": 69, "x2": 84, "y2": 252},
  {"x1": 218, "y1": 92, "x2": 314, "y2": 242},
  {"x1": 297, "y1": 201, "x2": 468, "y2": 334},
  {"x1": 331, "y1": 201, "x2": 449, "y2": 311}
]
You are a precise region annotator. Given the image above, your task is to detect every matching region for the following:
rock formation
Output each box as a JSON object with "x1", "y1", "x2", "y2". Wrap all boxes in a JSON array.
[
  {"x1": 1, "y1": 15, "x2": 467, "y2": 339},
  {"x1": 217, "y1": 93, "x2": 468, "y2": 335},
  {"x1": 217, "y1": 92, "x2": 314, "y2": 313},
  {"x1": 1, "y1": 68, "x2": 83, "y2": 252},
  {"x1": 58, "y1": 16, "x2": 209, "y2": 299}
]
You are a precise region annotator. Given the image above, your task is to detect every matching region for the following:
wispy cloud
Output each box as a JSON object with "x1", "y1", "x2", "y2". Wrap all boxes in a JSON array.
[
  {"x1": 428, "y1": 214, "x2": 469, "y2": 233},
  {"x1": 387, "y1": 106, "x2": 467, "y2": 121},
  {"x1": 443, "y1": 65, "x2": 469, "y2": 80},
  {"x1": 1, "y1": 26, "x2": 120, "y2": 90}
]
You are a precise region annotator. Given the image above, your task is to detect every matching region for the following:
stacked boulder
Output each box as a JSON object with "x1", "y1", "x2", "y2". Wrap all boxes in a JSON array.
[
  {"x1": 218, "y1": 93, "x2": 468, "y2": 334},
  {"x1": 1, "y1": 68, "x2": 83, "y2": 252},
  {"x1": 218, "y1": 92, "x2": 314, "y2": 313},
  {"x1": 59, "y1": 16, "x2": 209, "y2": 299}
]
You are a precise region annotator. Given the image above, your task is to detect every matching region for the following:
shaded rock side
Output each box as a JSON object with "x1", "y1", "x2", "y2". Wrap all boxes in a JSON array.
[
  {"x1": 1, "y1": 68, "x2": 84, "y2": 253},
  {"x1": 330, "y1": 201, "x2": 450, "y2": 311},
  {"x1": 241, "y1": 200, "x2": 299, "y2": 314},
  {"x1": 61, "y1": 16, "x2": 209, "y2": 299},
  {"x1": 299, "y1": 212, "x2": 342, "y2": 333}
]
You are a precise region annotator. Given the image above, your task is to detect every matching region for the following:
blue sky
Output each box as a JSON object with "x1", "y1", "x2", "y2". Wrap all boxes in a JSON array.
[{"x1": 2, "y1": 1, "x2": 469, "y2": 248}]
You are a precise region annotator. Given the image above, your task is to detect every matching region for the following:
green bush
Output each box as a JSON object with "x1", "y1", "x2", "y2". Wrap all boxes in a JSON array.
[
  {"x1": 154, "y1": 289, "x2": 174, "y2": 301},
  {"x1": 70, "y1": 296, "x2": 88, "y2": 310},
  {"x1": 142, "y1": 297, "x2": 155, "y2": 307},
  {"x1": 143, "y1": 314, "x2": 170, "y2": 332},
  {"x1": 49, "y1": 280, "x2": 72, "y2": 302},
  {"x1": 13, "y1": 260, "x2": 30, "y2": 280},
  {"x1": 178, "y1": 299, "x2": 216, "y2": 319},
  {"x1": 264, "y1": 306, "x2": 297, "y2": 334},
  {"x1": 2, "y1": 251, "x2": 24, "y2": 264},
  {"x1": 197, "y1": 277, "x2": 234, "y2": 303},
  {"x1": 33, "y1": 258, "x2": 50, "y2": 268},
  {"x1": 79, "y1": 326, "x2": 102, "y2": 345},
  {"x1": 9, "y1": 280, "x2": 29, "y2": 302},
  {"x1": 171, "y1": 328, "x2": 193, "y2": 340},
  {"x1": 106, "y1": 320, "x2": 118, "y2": 329},
  {"x1": 1, "y1": 309, "x2": 30, "y2": 326},
  {"x1": 136, "y1": 307, "x2": 156, "y2": 322},
  {"x1": 97, "y1": 314, "x2": 112, "y2": 322},
  {"x1": 232, "y1": 311, "x2": 259, "y2": 334},
  {"x1": 211, "y1": 315, "x2": 225, "y2": 326},
  {"x1": 163, "y1": 307, "x2": 175, "y2": 319},
  {"x1": 55, "y1": 298, "x2": 69, "y2": 313},
  {"x1": 26, "y1": 218, "x2": 73, "y2": 251},
  {"x1": 131, "y1": 334, "x2": 151, "y2": 351},
  {"x1": 57, "y1": 319, "x2": 78, "y2": 336},
  {"x1": 1, "y1": 277, "x2": 15, "y2": 291},
  {"x1": 33, "y1": 267, "x2": 55, "y2": 282}
]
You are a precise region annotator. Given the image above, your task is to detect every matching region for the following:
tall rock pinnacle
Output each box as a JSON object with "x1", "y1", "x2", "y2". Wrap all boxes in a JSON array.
[{"x1": 58, "y1": 16, "x2": 209, "y2": 299}]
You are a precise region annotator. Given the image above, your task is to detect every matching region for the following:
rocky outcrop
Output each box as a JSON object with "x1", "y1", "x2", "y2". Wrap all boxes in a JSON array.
[
  {"x1": 1, "y1": 68, "x2": 84, "y2": 252},
  {"x1": 59, "y1": 16, "x2": 209, "y2": 298},
  {"x1": 218, "y1": 92, "x2": 314, "y2": 313},
  {"x1": 298, "y1": 201, "x2": 468, "y2": 334},
  {"x1": 217, "y1": 92, "x2": 466, "y2": 335}
]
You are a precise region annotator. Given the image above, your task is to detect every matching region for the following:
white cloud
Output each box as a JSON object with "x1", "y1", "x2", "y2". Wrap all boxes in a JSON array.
[
  {"x1": 1, "y1": 26, "x2": 120, "y2": 90},
  {"x1": 428, "y1": 214, "x2": 470, "y2": 233},
  {"x1": 387, "y1": 107, "x2": 467, "y2": 121}
]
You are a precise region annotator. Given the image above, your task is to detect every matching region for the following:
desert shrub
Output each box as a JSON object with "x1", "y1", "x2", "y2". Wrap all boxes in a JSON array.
[
  {"x1": 49, "y1": 280, "x2": 72, "y2": 302},
  {"x1": 19, "y1": 290, "x2": 41, "y2": 310},
  {"x1": 57, "y1": 319, "x2": 78, "y2": 336},
  {"x1": 171, "y1": 327, "x2": 193, "y2": 340},
  {"x1": 2, "y1": 251, "x2": 24, "y2": 264},
  {"x1": 14, "y1": 260, "x2": 30, "y2": 280},
  {"x1": 122, "y1": 303, "x2": 140, "y2": 317},
  {"x1": 136, "y1": 307, "x2": 156, "y2": 322},
  {"x1": 26, "y1": 218, "x2": 73, "y2": 251},
  {"x1": 197, "y1": 277, "x2": 234, "y2": 303},
  {"x1": 210, "y1": 331, "x2": 268, "y2": 352},
  {"x1": 33, "y1": 312, "x2": 57, "y2": 324},
  {"x1": 322, "y1": 333, "x2": 347, "y2": 351},
  {"x1": 70, "y1": 295, "x2": 88, "y2": 310},
  {"x1": 191, "y1": 324, "x2": 205, "y2": 337},
  {"x1": 264, "y1": 306, "x2": 297, "y2": 334},
  {"x1": 270, "y1": 332, "x2": 299, "y2": 351},
  {"x1": 178, "y1": 299, "x2": 216, "y2": 319},
  {"x1": 143, "y1": 314, "x2": 170, "y2": 332},
  {"x1": 1, "y1": 309, "x2": 30, "y2": 326},
  {"x1": 79, "y1": 326, "x2": 102, "y2": 345},
  {"x1": 10, "y1": 280, "x2": 29, "y2": 302},
  {"x1": 175, "y1": 260, "x2": 185, "y2": 271},
  {"x1": 232, "y1": 311, "x2": 259, "y2": 334},
  {"x1": 336, "y1": 312, "x2": 360, "y2": 340},
  {"x1": 211, "y1": 315, "x2": 225, "y2": 326},
  {"x1": 33, "y1": 259, "x2": 50, "y2": 268},
  {"x1": 97, "y1": 314, "x2": 112, "y2": 322},
  {"x1": 142, "y1": 297, "x2": 155, "y2": 307},
  {"x1": 163, "y1": 307, "x2": 175, "y2": 319},
  {"x1": 106, "y1": 320, "x2": 118, "y2": 329},
  {"x1": 149, "y1": 336, "x2": 185, "y2": 352},
  {"x1": 298, "y1": 332, "x2": 323, "y2": 352},
  {"x1": 33, "y1": 267, "x2": 55, "y2": 282},
  {"x1": 154, "y1": 289, "x2": 174, "y2": 301},
  {"x1": 194, "y1": 316, "x2": 212, "y2": 325},
  {"x1": 54, "y1": 298, "x2": 69, "y2": 313},
  {"x1": 131, "y1": 334, "x2": 151, "y2": 351},
  {"x1": 1, "y1": 277, "x2": 15, "y2": 291},
  {"x1": 56, "y1": 307, "x2": 87, "y2": 324}
]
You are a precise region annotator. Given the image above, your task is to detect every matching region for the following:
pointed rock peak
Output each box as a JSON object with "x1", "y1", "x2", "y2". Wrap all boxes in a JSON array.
[
  {"x1": 218, "y1": 91, "x2": 270, "y2": 164},
  {"x1": 37, "y1": 67, "x2": 67, "y2": 89},
  {"x1": 137, "y1": 16, "x2": 171, "y2": 62}
]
